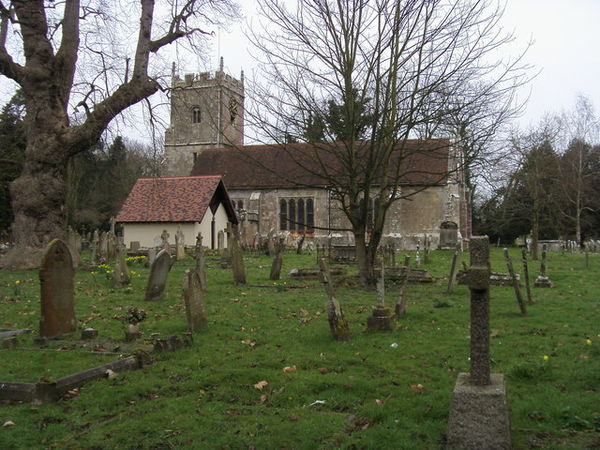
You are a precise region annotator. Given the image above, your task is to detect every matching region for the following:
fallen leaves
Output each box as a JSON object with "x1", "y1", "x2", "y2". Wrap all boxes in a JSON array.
[
  {"x1": 254, "y1": 380, "x2": 268, "y2": 390},
  {"x1": 241, "y1": 339, "x2": 256, "y2": 347},
  {"x1": 318, "y1": 367, "x2": 329, "y2": 374},
  {"x1": 282, "y1": 365, "x2": 297, "y2": 373},
  {"x1": 410, "y1": 384, "x2": 425, "y2": 393},
  {"x1": 3, "y1": 421, "x2": 15, "y2": 427}
]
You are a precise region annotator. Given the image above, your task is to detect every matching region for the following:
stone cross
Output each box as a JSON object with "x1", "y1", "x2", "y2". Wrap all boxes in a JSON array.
[
  {"x1": 468, "y1": 236, "x2": 491, "y2": 386},
  {"x1": 319, "y1": 257, "x2": 350, "y2": 340},
  {"x1": 183, "y1": 270, "x2": 207, "y2": 331},
  {"x1": 39, "y1": 239, "x2": 76, "y2": 338},
  {"x1": 534, "y1": 246, "x2": 553, "y2": 287},
  {"x1": 145, "y1": 249, "x2": 172, "y2": 301},
  {"x1": 195, "y1": 232, "x2": 207, "y2": 291}
]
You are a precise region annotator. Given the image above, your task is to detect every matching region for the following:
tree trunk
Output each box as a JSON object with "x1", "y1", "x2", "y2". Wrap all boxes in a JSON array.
[
  {"x1": 2, "y1": 135, "x2": 69, "y2": 268},
  {"x1": 354, "y1": 232, "x2": 374, "y2": 286}
]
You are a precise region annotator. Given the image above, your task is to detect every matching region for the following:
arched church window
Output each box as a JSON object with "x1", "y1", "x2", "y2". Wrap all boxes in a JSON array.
[
  {"x1": 192, "y1": 107, "x2": 201, "y2": 123},
  {"x1": 279, "y1": 199, "x2": 288, "y2": 231}
]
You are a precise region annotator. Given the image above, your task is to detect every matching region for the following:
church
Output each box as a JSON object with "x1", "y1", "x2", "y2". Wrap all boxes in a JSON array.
[{"x1": 162, "y1": 61, "x2": 471, "y2": 250}]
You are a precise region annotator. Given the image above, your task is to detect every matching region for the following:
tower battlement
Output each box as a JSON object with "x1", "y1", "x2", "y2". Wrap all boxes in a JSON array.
[{"x1": 164, "y1": 60, "x2": 245, "y2": 177}]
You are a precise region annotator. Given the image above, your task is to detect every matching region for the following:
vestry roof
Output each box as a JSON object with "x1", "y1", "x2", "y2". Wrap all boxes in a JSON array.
[
  {"x1": 190, "y1": 139, "x2": 451, "y2": 189},
  {"x1": 116, "y1": 175, "x2": 237, "y2": 224}
]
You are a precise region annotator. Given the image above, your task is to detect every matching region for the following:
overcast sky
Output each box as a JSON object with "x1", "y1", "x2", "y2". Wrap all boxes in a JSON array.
[
  {"x1": 1, "y1": 1, "x2": 599, "y2": 142},
  {"x1": 204, "y1": 0, "x2": 600, "y2": 134}
]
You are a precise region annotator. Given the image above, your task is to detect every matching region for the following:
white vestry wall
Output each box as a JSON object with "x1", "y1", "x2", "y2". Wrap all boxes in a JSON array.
[
  {"x1": 122, "y1": 223, "x2": 198, "y2": 248},
  {"x1": 122, "y1": 203, "x2": 231, "y2": 249}
]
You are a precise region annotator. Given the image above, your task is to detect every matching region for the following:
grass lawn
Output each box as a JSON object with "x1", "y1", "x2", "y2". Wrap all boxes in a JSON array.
[{"x1": 0, "y1": 247, "x2": 599, "y2": 449}]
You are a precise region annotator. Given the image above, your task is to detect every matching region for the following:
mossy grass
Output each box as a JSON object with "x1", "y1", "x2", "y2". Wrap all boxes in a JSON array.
[{"x1": 0, "y1": 248, "x2": 598, "y2": 448}]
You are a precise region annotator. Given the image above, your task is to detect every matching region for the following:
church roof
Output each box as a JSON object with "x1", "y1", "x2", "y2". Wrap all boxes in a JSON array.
[
  {"x1": 190, "y1": 139, "x2": 452, "y2": 189},
  {"x1": 116, "y1": 175, "x2": 237, "y2": 224}
]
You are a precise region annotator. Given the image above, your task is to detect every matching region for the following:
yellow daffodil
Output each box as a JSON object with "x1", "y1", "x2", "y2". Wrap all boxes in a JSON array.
[
  {"x1": 585, "y1": 339, "x2": 592, "y2": 345},
  {"x1": 542, "y1": 355, "x2": 549, "y2": 361}
]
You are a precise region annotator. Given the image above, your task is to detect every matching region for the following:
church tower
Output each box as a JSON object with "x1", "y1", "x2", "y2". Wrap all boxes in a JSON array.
[{"x1": 164, "y1": 58, "x2": 244, "y2": 176}]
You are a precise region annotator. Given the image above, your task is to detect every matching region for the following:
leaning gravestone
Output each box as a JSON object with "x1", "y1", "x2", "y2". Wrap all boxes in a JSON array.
[
  {"x1": 183, "y1": 270, "x2": 207, "y2": 332},
  {"x1": 145, "y1": 250, "x2": 172, "y2": 301},
  {"x1": 446, "y1": 236, "x2": 511, "y2": 449},
  {"x1": 39, "y1": 239, "x2": 77, "y2": 338},
  {"x1": 319, "y1": 258, "x2": 350, "y2": 340},
  {"x1": 367, "y1": 260, "x2": 392, "y2": 331}
]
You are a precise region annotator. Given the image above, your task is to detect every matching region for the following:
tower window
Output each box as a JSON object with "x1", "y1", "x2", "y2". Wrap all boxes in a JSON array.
[{"x1": 192, "y1": 107, "x2": 201, "y2": 123}]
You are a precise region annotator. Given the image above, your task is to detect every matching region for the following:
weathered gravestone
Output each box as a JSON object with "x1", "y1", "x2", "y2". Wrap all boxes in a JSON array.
[
  {"x1": 534, "y1": 247, "x2": 553, "y2": 288},
  {"x1": 230, "y1": 228, "x2": 246, "y2": 285},
  {"x1": 147, "y1": 247, "x2": 157, "y2": 267},
  {"x1": 99, "y1": 231, "x2": 108, "y2": 260},
  {"x1": 395, "y1": 255, "x2": 411, "y2": 317},
  {"x1": 319, "y1": 258, "x2": 350, "y2": 340},
  {"x1": 183, "y1": 270, "x2": 208, "y2": 332},
  {"x1": 90, "y1": 229, "x2": 99, "y2": 264},
  {"x1": 503, "y1": 248, "x2": 527, "y2": 316},
  {"x1": 66, "y1": 226, "x2": 81, "y2": 268},
  {"x1": 161, "y1": 229, "x2": 171, "y2": 253},
  {"x1": 269, "y1": 236, "x2": 285, "y2": 280},
  {"x1": 145, "y1": 250, "x2": 172, "y2": 301},
  {"x1": 130, "y1": 241, "x2": 141, "y2": 252},
  {"x1": 438, "y1": 221, "x2": 459, "y2": 249},
  {"x1": 175, "y1": 227, "x2": 186, "y2": 260},
  {"x1": 107, "y1": 232, "x2": 117, "y2": 260},
  {"x1": 194, "y1": 232, "x2": 207, "y2": 291},
  {"x1": 446, "y1": 236, "x2": 511, "y2": 450},
  {"x1": 367, "y1": 260, "x2": 393, "y2": 331},
  {"x1": 113, "y1": 240, "x2": 131, "y2": 288},
  {"x1": 217, "y1": 230, "x2": 225, "y2": 256},
  {"x1": 39, "y1": 239, "x2": 77, "y2": 338}
]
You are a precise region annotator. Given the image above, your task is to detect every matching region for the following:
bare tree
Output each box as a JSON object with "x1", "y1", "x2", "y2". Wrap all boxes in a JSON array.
[
  {"x1": 556, "y1": 95, "x2": 599, "y2": 245},
  {"x1": 0, "y1": 0, "x2": 238, "y2": 268},
  {"x1": 246, "y1": 0, "x2": 530, "y2": 284}
]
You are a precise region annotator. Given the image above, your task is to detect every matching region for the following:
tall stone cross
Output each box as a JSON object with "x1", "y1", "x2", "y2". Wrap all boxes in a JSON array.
[{"x1": 468, "y1": 236, "x2": 491, "y2": 386}]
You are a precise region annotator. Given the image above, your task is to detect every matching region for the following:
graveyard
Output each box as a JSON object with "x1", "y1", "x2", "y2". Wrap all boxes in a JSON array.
[{"x1": 0, "y1": 245, "x2": 599, "y2": 449}]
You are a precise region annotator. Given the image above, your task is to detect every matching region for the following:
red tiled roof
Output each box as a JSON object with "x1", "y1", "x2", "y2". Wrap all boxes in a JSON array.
[
  {"x1": 116, "y1": 175, "x2": 234, "y2": 223},
  {"x1": 190, "y1": 139, "x2": 451, "y2": 188}
]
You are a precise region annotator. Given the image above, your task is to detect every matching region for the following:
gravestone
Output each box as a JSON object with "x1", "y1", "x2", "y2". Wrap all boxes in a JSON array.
[
  {"x1": 446, "y1": 246, "x2": 460, "y2": 295},
  {"x1": 395, "y1": 255, "x2": 411, "y2": 317},
  {"x1": 269, "y1": 236, "x2": 285, "y2": 280},
  {"x1": 534, "y1": 247, "x2": 553, "y2": 288},
  {"x1": 319, "y1": 258, "x2": 350, "y2": 340},
  {"x1": 194, "y1": 232, "x2": 207, "y2": 291},
  {"x1": 230, "y1": 227, "x2": 246, "y2": 285},
  {"x1": 130, "y1": 241, "x2": 141, "y2": 252},
  {"x1": 39, "y1": 239, "x2": 77, "y2": 338},
  {"x1": 367, "y1": 260, "x2": 392, "y2": 331},
  {"x1": 107, "y1": 232, "x2": 117, "y2": 260},
  {"x1": 66, "y1": 226, "x2": 81, "y2": 268},
  {"x1": 99, "y1": 231, "x2": 108, "y2": 260},
  {"x1": 438, "y1": 221, "x2": 458, "y2": 249},
  {"x1": 521, "y1": 248, "x2": 534, "y2": 305},
  {"x1": 447, "y1": 236, "x2": 511, "y2": 450},
  {"x1": 147, "y1": 247, "x2": 157, "y2": 267},
  {"x1": 503, "y1": 248, "x2": 527, "y2": 316},
  {"x1": 183, "y1": 270, "x2": 208, "y2": 332},
  {"x1": 175, "y1": 227, "x2": 186, "y2": 260},
  {"x1": 161, "y1": 229, "x2": 171, "y2": 253},
  {"x1": 90, "y1": 230, "x2": 99, "y2": 264},
  {"x1": 113, "y1": 240, "x2": 131, "y2": 288},
  {"x1": 217, "y1": 230, "x2": 225, "y2": 256},
  {"x1": 145, "y1": 249, "x2": 172, "y2": 301}
]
